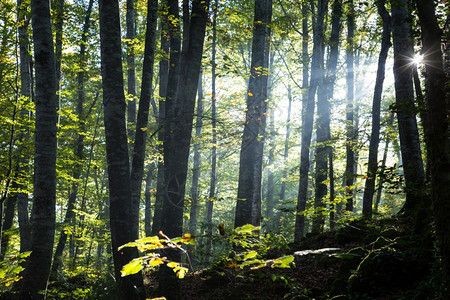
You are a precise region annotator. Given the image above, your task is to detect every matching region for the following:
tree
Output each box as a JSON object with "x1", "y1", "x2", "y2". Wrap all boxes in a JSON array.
[
  {"x1": 158, "y1": 0, "x2": 210, "y2": 297},
  {"x1": 295, "y1": 0, "x2": 326, "y2": 242},
  {"x1": 344, "y1": 0, "x2": 355, "y2": 212},
  {"x1": 98, "y1": 0, "x2": 144, "y2": 297},
  {"x1": 17, "y1": 0, "x2": 32, "y2": 254},
  {"x1": 362, "y1": 0, "x2": 391, "y2": 218},
  {"x1": 189, "y1": 71, "x2": 204, "y2": 240},
  {"x1": 415, "y1": 0, "x2": 450, "y2": 294},
  {"x1": 390, "y1": 0, "x2": 425, "y2": 215},
  {"x1": 126, "y1": 0, "x2": 137, "y2": 147},
  {"x1": 312, "y1": 0, "x2": 341, "y2": 234},
  {"x1": 19, "y1": 0, "x2": 58, "y2": 297},
  {"x1": 130, "y1": 0, "x2": 158, "y2": 240},
  {"x1": 235, "y1": 0, "x2": 272, "y2": 229}
]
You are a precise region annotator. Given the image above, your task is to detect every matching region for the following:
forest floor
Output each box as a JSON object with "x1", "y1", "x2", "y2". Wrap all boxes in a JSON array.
[{"x1": 145, "y1": 216, "x2": 444, "y2": 299}]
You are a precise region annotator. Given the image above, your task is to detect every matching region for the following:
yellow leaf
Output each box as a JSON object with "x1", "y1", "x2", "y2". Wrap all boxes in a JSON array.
[
  {"x1": 166, "y1": 261, "x2": 178, "y2": 268},
  {"x1": 248, "y1": 92, "x2": 253, "y2": 96},
  {"x1": 121, "y1": 258, "x2": 143, "y2": 276},
  {"x1": 149, "y1": 257, "x2": 164, "y2": 266}
]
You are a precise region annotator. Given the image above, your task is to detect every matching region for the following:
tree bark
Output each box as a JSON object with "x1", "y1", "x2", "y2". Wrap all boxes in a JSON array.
[
  {"x1": 19, "y1": 0, "x2": 58, "y2": 297},
  {"x1": 0, "y1": 192, "x2": 16, "y2": 260},
  {"x1": 390, "y1": 0, "x2": 425, "y2": 214},
  {"x1": 294, "y1": 0, "x2": 325, "y2": 242},
  {"x1": 344, "y1": 0, "x2": 355, "y2": 212},
  {"x1": 17, "y1": 0, "x2": 32, "y2": 254},
  {"x1": 362, "y1": 0, "x2": 391, "y2": 218},
  {"x1": 152, "y1": 15, "x2": 170, "y2": 236},
  {"x1": 415, "y1": 0, "x2": 450, "y2": 294},
  {"x1": 206, "y1": 0, "x2": 218, "y2": 258},
  {"x1": 158, "y1": 0, "x2": 210, "y2": 297},
  {"x1": 312, "y1": 0, "x2": 340, "y2": 234},
  {"x1": 98, "y1": 0, "x2": 145, "y2": 298},
  {"x1": 277, "y1": 85, "x2": 292, "y2": 220},
  {"x1": 189, "y1": 71, "x2": 204, "y2": 238},
  {"x1": 130, "y1": 0, "x2": 158, "y2": 241},
  {"x1": 235, "y1": 0, "x2": 272, "y2": 229},
  {"x1": 144, "y1": 166, "x2": 153, "y2": 236},
  {"x1": 127, "y1": 0, "x2": 137, "y2": 146}
]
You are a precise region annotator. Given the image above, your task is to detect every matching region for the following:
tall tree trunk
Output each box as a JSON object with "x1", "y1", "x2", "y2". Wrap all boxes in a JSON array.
[
  {"x1": 144, "y1": 165, "x2": 153, "y2": 236},
  {"x1": 312, "y1": 0, "x2": 340, "y2": 234},
  {"x1": 415, "y1": 0, "x2": 450, "y2": 294},
  {"x1": 206, "y1": 0, "x2": 218, "y2": 259},
  {"x1": 189, "y1": 71, "x2": 204, "y2": 237},
  {"x1": 51, "y1": 0, "x2": 94, "y2": 278},
  {"x1": 127, "y1": 0, "x2": 136, "y2": 146},
  {"x1": 277, "y1": 85, "x2": 292, "y2": 219},
  {"x1": 390, "y1": 0, "x2": 426, "y2": 214},
  {"x1": 294, "y1": 0, "x2": 325, "y2": 243},
  {"x1": 264, "y1": 111, "x2": 275, "y2": 221},
  {"x1": 98, "y1": 0, "x2": 145, "y2": 298},
  {"x1": 17, "y1": 0, "x2": 32, "y2": 254},
  {"x1": 130, "y1": 0, "x2": 158, "y2": 241},
  {"x1": 344, "y1": 0, "x2": 355, "y2": 212},
  {"x1": 158, "y1": 0, "x2": 210, "y2": 297},
  {"x1": 152, "y1": 15, "x2": 170, "y2": 236},
  {"x1": 55, "y1": 0, "x2": 63, "y2": 132},
  {"x1": 234, "y1": 0, "x2": 272, "y2": 229},
  {"x1": 0, "y1": 192, "x2": 16, "y2": 260},
  {"x1": 374, "y1": 112, "x2": 394, "y2": 213},
  {"x1": 362, "y1": 0, "x2": 391, "y2": 218},
  {"x1": 19, "y1": 0, "x2": 58, "y2": 298},
  {"x1": 412, "y1": 67, "x2": 431, "y2": 180}
]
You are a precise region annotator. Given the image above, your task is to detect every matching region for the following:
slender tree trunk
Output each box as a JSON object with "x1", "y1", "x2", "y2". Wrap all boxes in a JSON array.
[
  {"x1": 158, "y1": 0, "x2": 210, "y2": 297},
  {"x1": 344, "y1": 0, "x2": 355, "y2": 212},
  {"x1": 152, "y1": 16, "x2": 170, "y2": 236},
  {"x1": 412, "y1": 67, "x2": 431, "y2": 180},
  {"x1": 189, "y1": 71, "x2": 204, "y2": 237},
  {"x1": 55, "y1": 0, "x2": 63, "y2": 131},
  {"x1": 390, "y1": 0, "x2": 425, "y2": 214},
  {"x1": 374, "y1": 113, "x2": 394, "y2": 213},
  {"x1": 130, "y1": 0, "x2": 158, "y2": 241},
  {"x1": 206, "y1": 1, "x2": 218, "y2": 258},
  {"x1": 362, "y1": 0, "x2": 391, "y2": 218},
  {"x1": 415, "y1": 0, "x2": 450, "y2": 294},
  {"x1": 144, "y1": 165, "x2": 153, "y2": 236},
  {"x1": 19, "y1": 0, "x2": 58, "y2": 297},
  {"x1": 51, "y1": 0, "x2": 94, "y2": 278},
  {"x1": 17, "y1": 0, "x2": 32, "y2": 254},
  {"x1": 98, "y1": 0, "x2": 145, "y2": 298},
  {"x1": 265, "y1": 111, "x2": 275, "y2": 221},
  {"x1": 127, "y1": 0, "x2": 136, "y2": 146},
  {"x1": 277, "y1": 85, "x2": 292, "y2": 218},
  {"x1": 0, "y1": 192, "x2": 16, "y2": 259},
  {"x1": 235, "y1": 0, "x2": 272, "y2": 229},
  {"x1": 329, "y1": 147, "x2": 335, "y2": 229},
  {"x1": 294, "y1": 0, "x2": 325, "y2": 243},
  {"x1": 312, "y1": 0, "x2": 340, "y2": 234}
]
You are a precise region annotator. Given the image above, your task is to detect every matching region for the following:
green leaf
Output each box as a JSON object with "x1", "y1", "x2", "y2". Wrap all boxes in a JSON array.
[
  {"x1": 243, "y1": 251, "x2": 258, "y2": 261},
  {"x1": 118, "y1": 242, "x2": 138, "y2": 250},
  {"x1": 235, "y1": 224, "x2": 260, "y2": 234},
  {"x1": 274, "y1": 255, "x2": 294, "y2": 268},
  {"x1": 121, "y1": 258, "x2": 143, "y2": 277}
]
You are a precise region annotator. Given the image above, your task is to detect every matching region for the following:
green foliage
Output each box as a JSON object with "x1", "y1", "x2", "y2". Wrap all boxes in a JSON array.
[
  {"x1": 0, "y1": 251, "x2": 30, "y2": 289},
  {"x1": 119, "y1": 233, "x2": 193, "y2": 279}
]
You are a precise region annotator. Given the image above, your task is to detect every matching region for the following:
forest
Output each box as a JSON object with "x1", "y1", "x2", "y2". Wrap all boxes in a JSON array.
[{"x1": 0, "y1": 0, "x2": 449, "y2": 299}]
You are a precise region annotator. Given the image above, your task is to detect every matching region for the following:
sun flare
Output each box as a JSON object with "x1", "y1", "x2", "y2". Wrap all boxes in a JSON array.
[{"x1": 412, "y1": 54, "x2": 424, "y2": 66}]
